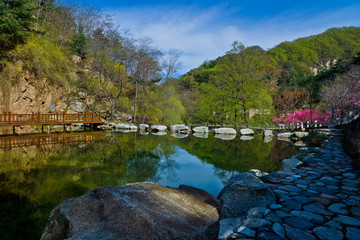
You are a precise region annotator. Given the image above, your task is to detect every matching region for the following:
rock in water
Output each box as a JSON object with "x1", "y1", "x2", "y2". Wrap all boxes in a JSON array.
[
  {"x1": 170, "y1": 124, "x2": 190, "y2": 133},
  {"x1": 192, "y1": 126, "x2": 209, "y2": 133},
  {"x1": 240, "y1": 128, "x2": 254, "y2": 135},
  {"x1": 263, "y1": 130, "x2": 274, "y2": 137},
  {"x1": 218, "y1": 172, "x2": 276, "y2": 219},
  {"x1": 151, "y1": 125, "x2": 167, "y2": 132},
  {"x1": 213, "y1": 128, "x2": 237, "y2": 135},
  {"x1": 41, "y1": 182, "x2": 219, "y2": 240}
]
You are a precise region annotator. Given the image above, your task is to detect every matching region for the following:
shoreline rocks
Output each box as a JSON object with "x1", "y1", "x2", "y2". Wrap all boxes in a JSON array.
[
  {"x1": 213, "y1": 128, "x2": 236, "y2": 135},
  {"x1": 170, "y1": 124, "x2": 189, "y2": 133},
  {"x1": 240, "y1": 128, "x2": 254, "y2": 135},
  {"x1": 218, "y1": 172, "x2": 276, "y2": 219},
  {"x1": 151, "y1": 125, "x2": 167, "y2": 132},
  {"x1": 192, "y1": 126, "x2": 209, "y2": 133}
]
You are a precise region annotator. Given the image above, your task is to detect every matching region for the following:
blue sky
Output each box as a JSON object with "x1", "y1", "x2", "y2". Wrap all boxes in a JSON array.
[{"x1": 86, "y1": 0, "x2": 360, "y2": 74}]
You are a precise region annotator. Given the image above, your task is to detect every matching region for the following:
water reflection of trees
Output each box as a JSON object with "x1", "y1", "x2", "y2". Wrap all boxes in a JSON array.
[
  {"x1": 177, "y1": 135, "x2": 297, "y2": 174},
  {"x1": 0, "y1": 132, "x2": 297, "y2": 240}
]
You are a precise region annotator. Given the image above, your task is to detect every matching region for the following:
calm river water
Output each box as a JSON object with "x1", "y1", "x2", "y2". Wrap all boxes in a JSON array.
[{"x1": 0, "y1": 131, "x2": 297, "y2": 240}]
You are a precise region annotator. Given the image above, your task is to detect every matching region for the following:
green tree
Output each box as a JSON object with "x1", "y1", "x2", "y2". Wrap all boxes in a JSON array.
[
  {"x1": 213, "y1": 42, "x2": 276, "y2": 125},
  {"x1": 0, "y1": 0, "x2": 37, "y2": 57}
]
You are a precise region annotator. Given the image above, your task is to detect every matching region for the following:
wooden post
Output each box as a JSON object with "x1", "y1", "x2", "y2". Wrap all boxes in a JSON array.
[
  {"x1": 92, "y1": 112, "x2": 94, "y2": 120},
  {"x1": 56, "y1": 112, "x2": 58, "y2": 121},
  {"x1": 99, "y1": 111, "x2": 101, "y2": 121},
  {"x1": 38, "y1": 112, "x2": 40, "y2": 122},
  {"x1": 84, "y1": 112, "x2": 87, "y2": 121},
  {"x1": 9, "y1": 112, "x2": 11, "y2": 123},
  {"x1": 78, "y1": 112, "x2": 80, "y2": 122}
]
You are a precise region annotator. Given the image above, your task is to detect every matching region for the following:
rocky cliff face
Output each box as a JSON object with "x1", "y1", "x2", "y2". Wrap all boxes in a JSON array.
[{"x1": 0, "y1": 70, "x2": 69, "y2": 114}]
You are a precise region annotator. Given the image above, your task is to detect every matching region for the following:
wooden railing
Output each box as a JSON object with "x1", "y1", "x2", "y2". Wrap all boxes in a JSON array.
[
  {"x1": 0, "y1": 132, "x2": 102, "y2": 149},
  {"x1": 0, "y1": 112, "x2": 102, "y2": 126}
]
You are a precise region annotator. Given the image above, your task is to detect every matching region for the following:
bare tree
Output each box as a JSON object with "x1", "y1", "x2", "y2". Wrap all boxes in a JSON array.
[
  {"x1": 161, "y1": 49, "x2": 182, "y2": 82},
  {"x1": 321, "y1": 64, "x2": 360, "y2": 118}
]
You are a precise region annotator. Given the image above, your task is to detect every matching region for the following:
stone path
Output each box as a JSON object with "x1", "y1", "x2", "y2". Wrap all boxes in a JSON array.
[{"x1": 223, "y1": 132, "x2": 360, "y2": 240}]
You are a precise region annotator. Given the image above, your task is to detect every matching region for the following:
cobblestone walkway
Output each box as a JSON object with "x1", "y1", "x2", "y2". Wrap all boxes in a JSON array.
[{"x1": 227, "y1": 132, "x2": 360, "y2": 240}]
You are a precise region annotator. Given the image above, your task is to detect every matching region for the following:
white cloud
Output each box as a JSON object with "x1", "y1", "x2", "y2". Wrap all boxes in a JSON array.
[{"x1": 110, "y1": 4, "x2": 360, "y2": 74}]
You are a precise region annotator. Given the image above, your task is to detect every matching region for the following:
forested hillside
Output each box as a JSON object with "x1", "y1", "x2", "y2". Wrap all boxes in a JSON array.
[
  {"x1": 173, "y1": 27, "x2": 360, "y2": 126},
  {"x1": 0, "y1": 0, "x2": 184, "y2": 125},
  {"x1": 1, "y1": 0, "x2": 359, "y2": 127}
]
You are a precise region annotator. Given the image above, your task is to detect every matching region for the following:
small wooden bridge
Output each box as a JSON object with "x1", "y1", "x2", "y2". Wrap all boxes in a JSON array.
[{"x1": 0, "y1": 112, "x2": 102, "y2": 134}]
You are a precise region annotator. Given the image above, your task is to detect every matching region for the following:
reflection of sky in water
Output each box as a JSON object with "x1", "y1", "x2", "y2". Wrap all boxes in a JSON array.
[{"x1": 151, "y1": 147, "x2": 226, "y2": 197}]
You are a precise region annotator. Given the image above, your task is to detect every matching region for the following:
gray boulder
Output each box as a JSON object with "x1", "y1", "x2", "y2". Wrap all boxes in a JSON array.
[
  {"x1": 294, "y1": 131, "x2": 309, "y2": 138},
  {"x1": 240, "y1": 128, "x2": 254, "y2": 135},
  {"x1": 282, "y1": 157, "x2": 301, "y2": 172},
  {"x1": 170, "y1": 124, "x2": 189, "y2": 133},
  {"x1": 114, "y1": 123, "x2": 138, "y2": 131},
  {"x1": 151, "y1": 125, "x2": 167, "y2": 132},
  {"x1": 192, "y1": 126, "x2": 209, "y2": 133},
  {"x1": 263, "y1": 130, "x2": 274, "y2": 137},
  {"x1": 218, "y1": 172, "x2": 276, "y2": 219},
  {"x1": 139, "y1": 124, "x2": 149, "y2": 131},
  {"x1": 277, "y1": 132, "x2": 292, "y2": 138},
  {"x1": 213, "y1": 128, "x2": 236, "y2": 135},
  {"x1": 41, "y1": 183, "x2": 220, "y2": 240}
]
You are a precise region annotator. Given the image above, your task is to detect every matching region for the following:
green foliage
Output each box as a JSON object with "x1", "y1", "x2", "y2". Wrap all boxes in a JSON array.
[
  {"x1": 269, "y1": 26, "x2": 360, "y2": 88},
  {"x1": 71, "y1": 27, "x2": 87, "y2": 58},
  {"x1": 0, "y1": 0, "x2": 38, "y2": 57},
  {"x1": 305, "y1": 131, "x2": 328, "y2": 147},
  {"x1": 10, "y1": 36, "x2": 73, "y2": 86}
]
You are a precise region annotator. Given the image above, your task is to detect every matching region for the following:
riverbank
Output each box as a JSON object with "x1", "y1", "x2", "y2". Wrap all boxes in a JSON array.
[{"x1": 219, "y1": 130, "x2": 360, "y2": 239}]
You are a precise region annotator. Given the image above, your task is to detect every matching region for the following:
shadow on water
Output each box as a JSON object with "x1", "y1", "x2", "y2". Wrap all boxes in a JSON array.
[{"x1": 0, "y1": 131, "x2": 297, "y2": 240}]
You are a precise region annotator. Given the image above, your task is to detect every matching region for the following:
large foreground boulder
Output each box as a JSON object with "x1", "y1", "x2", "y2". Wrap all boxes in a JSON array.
[
  {"x1": 213, "y1": 128, "x2": 236, "y2": 135},
  {"x1": 41, "y1": 182, "x2": 219, "y2": 240},
  {"x1": 218, "y1": 172, "x2": 276, "y2": 219}
]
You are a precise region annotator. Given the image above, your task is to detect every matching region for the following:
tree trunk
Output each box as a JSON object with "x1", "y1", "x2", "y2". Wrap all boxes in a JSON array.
[{"x1": 133, "y1": 81, "x2": 138, "y2": 123}]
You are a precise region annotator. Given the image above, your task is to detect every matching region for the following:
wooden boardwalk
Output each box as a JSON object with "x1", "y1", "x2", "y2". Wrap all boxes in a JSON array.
[
  {"x1": 0, "y1": 112, "x2": 102, "y2": 127},
  {"x1": 0, "y1": 132, "x2": 102, "y2": 149}
]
